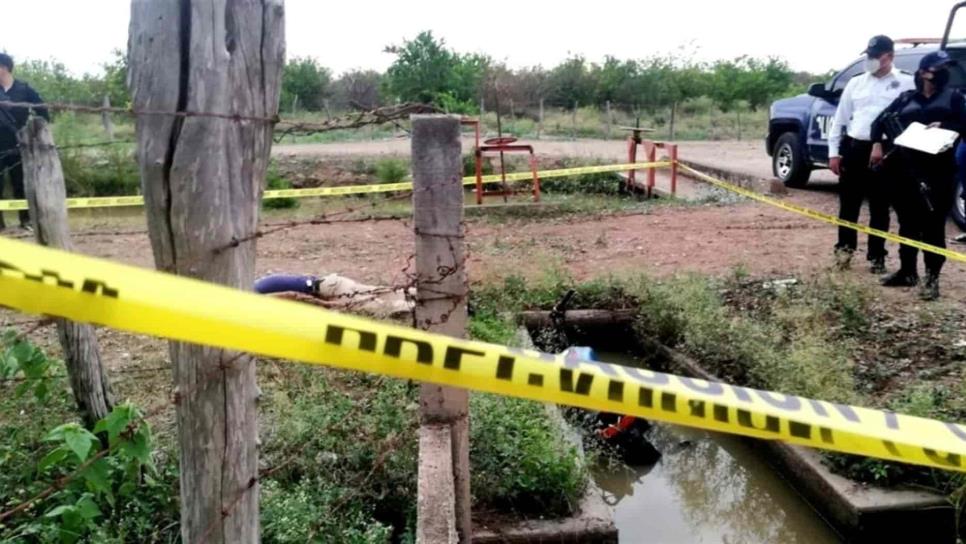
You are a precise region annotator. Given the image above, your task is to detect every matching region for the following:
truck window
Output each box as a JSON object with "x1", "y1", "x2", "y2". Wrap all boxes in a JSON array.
[
  {"x1": 831, "y1": 60, "x2": 864, "y2": 93},
  {"x1": 894, "y1": 53, "x2": 923, "y2": 73}
]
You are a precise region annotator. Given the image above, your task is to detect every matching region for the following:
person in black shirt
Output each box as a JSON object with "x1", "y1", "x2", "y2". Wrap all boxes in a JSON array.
[
  {"x1": 0, "y1": 52, "x2": 49, "y2": 231},
  {"x1": 870, "y1": 50, "x2": 966, "y2": 300}
]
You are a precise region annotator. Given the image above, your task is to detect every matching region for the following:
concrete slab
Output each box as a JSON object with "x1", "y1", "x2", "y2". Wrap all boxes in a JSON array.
[{"x1": 649, "y1": 338, "x2": 956, "y2": 543}]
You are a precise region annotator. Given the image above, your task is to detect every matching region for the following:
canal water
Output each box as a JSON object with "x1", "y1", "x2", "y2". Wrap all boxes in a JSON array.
[{"x1": 592, "y1": 352, "x2": 843, "y2": 544}]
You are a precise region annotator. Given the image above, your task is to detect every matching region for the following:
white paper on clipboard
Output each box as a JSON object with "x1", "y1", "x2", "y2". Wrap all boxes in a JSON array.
[{"x1": 893, "y1": 122, "x2": 961, "y2": 154}]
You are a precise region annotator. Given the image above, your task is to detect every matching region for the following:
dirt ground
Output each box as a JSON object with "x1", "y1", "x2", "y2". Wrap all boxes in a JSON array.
[
  {"x1": 27, "y1": 138, "x2": 964, "y2": 307},
  {"x1": 4, "y1": 136, "x2": 964, "y2": 436}
]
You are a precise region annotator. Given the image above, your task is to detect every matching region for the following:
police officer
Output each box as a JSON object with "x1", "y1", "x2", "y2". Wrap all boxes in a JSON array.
[
  {"x1": 871, "y1": 50, "x2": 966, "y2": 300},
  {"x1": 828, "y1": 35, "x2": 915, "y2": 272},
  {"x1": 0, "y1": 52, "x2": 48, "y2": 231}
]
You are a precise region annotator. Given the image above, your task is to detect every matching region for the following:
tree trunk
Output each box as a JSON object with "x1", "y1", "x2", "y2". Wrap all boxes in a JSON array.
[
  {"x1": 19, "y1": 118, "x2": 115, "y2": 429},
  {"x1": 128, "y1": 1, "x2": 285, "y2": 542},
  {"x1": 412, "y1": 115, "x2": 471, "y2": 542}
]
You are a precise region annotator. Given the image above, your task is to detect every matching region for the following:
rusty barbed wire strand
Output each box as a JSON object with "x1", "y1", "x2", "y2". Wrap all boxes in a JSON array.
[{"x1": 0, "y1": 101, "x2": 438, "y2": 140}]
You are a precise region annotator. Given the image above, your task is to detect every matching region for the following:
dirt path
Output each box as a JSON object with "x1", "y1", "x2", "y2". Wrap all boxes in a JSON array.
[
  {"x1": 8, "y1": 137, "x2": 965, "y2": 324},
  {"x1": 32, "y1": 188, "x2": 966, "y2": 310}
]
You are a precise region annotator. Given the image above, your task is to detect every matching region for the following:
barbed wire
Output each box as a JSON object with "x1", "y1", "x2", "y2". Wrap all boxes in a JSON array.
[
  {"x1": 0, "y1": 100, "x2": 438, "y2": 141},
  {"x1": 0, "y1": 98, "x2": 476, "y2": 535}
]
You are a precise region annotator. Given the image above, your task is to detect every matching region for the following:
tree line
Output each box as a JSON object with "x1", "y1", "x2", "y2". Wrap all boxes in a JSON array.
[{"x1": 10, "y1": 31, "x2": 830, "y2": 117}]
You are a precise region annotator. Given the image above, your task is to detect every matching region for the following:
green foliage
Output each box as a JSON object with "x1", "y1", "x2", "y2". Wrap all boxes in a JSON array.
[
  {"x1": 545, "y1": 56, "x2": 596, "y2": 108},
  {"x1": 383, "y1": 31, "x2": 488, "y2": 110},
  {"x1": 51, "y1": 117, "x2": 140, "y2": 198},
  {"x1": 263, "y1": 166, "x2": 300, "y2": 210},
  {"x1": 1, "y1": 329, "x2": 59, "y2": 402},
  {"x1": 468, "y1": 309, "x2": 517, "y2": 346},
  {"x1": 824, "y1": 381, "x2": 966, "y2": 492},
  {"x1": 470, "y1": 394, "x2": 586, "y2": 517},
  {"x1": 0, "y1": 334, "x2": 178, "y2": 543},
  {"x1": 374, "y1": 158, "x2": 409, "y2": 184},
  {"x1": 261, "y1": 478, "x2": 393, "y2": 543},
  {"x1": 99, "y1": 49, "x2": 130, "y2": 107},
  {"x1": 281, "y1": 57, "x2": 333, "y2": 112},
  {"x1": 259, "y1": 371, "x2": 419, "y2": 541},
  {"x1": 710, "y1": 56, "x2": 795, "y2": 111},
  {"x1": 1, "y1": 403, "x2": 174, "y2": 544},
  {"x1": 331, "y1": 69, "x2": 384, "y2": 110}
]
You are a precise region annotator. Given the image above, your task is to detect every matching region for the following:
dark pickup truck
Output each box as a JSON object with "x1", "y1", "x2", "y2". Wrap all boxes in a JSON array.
[{"x1": 766, "y1": 3, "x2": 966, "y2": 229}]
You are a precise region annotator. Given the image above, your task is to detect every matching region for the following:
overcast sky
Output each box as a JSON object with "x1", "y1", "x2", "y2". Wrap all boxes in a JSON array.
[{"x1": 2, "y1": 0, "x2": 961, "y2": 77}]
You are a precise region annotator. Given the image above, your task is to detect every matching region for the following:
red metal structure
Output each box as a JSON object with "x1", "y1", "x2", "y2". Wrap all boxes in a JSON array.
[
  {"x1": 462, "y1": 118, "x2": 540, "y2": 205},
  {"x1": 623, "y1": 126, "x2": 678, "y2": 197}
]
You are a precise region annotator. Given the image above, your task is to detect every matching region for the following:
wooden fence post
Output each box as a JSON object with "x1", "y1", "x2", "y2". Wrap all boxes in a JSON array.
[
  {"x1": 412, "y1": 114, "x2": 471, "y2": 542},
  {"x1": 128, "y1": 1, "x2": 285, "y2": 542},
  {"x1": 572, "y1": 100, "x2": 578, "y2": 140},
  {"x1": 101, "y1": 95, "x2": 115, "y2": 141},
  {"x1": 20, "y1": 117, "x2": 115, "y2": 428},
  {"x1": 537, "y1": 98, "x2": 544, "y2": 140},
  {"x1": 606, "y1": 100, "x2": 612, "y2": 139}
]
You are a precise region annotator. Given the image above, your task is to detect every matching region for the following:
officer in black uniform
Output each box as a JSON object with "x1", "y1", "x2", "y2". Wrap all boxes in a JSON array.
[
  {"x1": 871, "y1": 50, "x2": 966, "y2": 300},
  {"x1": 0, "y1": 52, "x2": 48, "y2": 231}
]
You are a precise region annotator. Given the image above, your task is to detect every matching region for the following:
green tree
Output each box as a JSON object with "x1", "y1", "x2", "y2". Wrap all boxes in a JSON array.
[
  {"x1": 281, "y1": 57, "x2": 333, "y2": 112},
  {"x1": 92, "y1": 49, "x2": 130, "y2": 107},
  {"x1": 15, "y1": 59, "x2": 97, "y2": 105},
  {"x1": 545, "y1": 55, "x2": 595, "y2": 108},
  {"x1": 710, "y1": 56, "x2": 793, "y2": 111},
  {"x1": 383, "y1": 31, "x2": 488, "y2": 112},
  {"x1": 331, "y1": 69, "x2": 384, "y2": 110}
]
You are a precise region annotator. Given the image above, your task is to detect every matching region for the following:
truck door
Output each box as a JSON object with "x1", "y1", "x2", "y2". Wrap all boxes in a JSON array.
[{"x1": 807, "y1": 60, "x2": 864, "y2": 165}]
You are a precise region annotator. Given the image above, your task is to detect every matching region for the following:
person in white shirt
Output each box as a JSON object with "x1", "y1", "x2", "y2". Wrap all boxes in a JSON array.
[{"x1": 828, "y1": 35, "x2": 915, "y2": 272}]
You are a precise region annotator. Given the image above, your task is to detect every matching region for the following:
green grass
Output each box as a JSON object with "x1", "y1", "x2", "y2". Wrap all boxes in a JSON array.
[
  {"x1": 1, "y1": 330, "x2": 589, "y2": 542},
  {"x1": 470, "y1": 268, "x2": 965, "y2": 507},
  {"x1": 374, "y1": 159, "x2": 409, "y2": 184}
]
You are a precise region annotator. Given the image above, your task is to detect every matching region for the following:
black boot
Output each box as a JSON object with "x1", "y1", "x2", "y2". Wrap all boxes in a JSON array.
[
  {"x1": 881, "y1": 269, "x2": 919, "y2": 287},
  {"x1": 919, "y1": 271, "x2": 940, "y2": 301}
]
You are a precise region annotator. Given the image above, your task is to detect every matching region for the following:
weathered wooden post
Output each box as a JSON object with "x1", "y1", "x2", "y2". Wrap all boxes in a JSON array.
[
  {"x1": 128, "y1": 1, "x2": 285, "y2": 542},
  {"x1": 101, "y1": 95, "x2": 115, "y2": 141},
  {"x1": 537, "y1": 97, "x2": 544, "y2": 139},
  {"x1": 572, "y1": 100, "x2": 578, "y2": 140},
  {"x1": 20, "y1": 117, "x2": 115, "y2": 428},
  {"x1": 412, "y1": 114, "x2": 471, "y2": 543},
  {"x1": 606, "y1": 100, "x2": 612, "y2": 139}
]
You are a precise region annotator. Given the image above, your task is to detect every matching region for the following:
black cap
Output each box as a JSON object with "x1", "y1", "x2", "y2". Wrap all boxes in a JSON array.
[
  {"x1": 919, "y1": 50, "x2": 956, "y2": 71},
  {"x1": 863, "y1": 35, "x2": 895, "y2": 58}
]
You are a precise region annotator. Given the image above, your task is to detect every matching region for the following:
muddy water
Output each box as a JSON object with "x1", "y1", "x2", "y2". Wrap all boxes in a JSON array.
[{"x1": 593, "y1": 353, "x2": 842, "y2": 544}]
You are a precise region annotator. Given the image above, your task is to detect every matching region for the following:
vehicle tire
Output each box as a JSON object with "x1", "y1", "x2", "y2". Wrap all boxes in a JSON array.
[
  {"x1": 772, "y1": 132, "x2": 810, "y2": 188},
  {"x1": 952, "y1": 179, "x2": 966, "y2": 230}
]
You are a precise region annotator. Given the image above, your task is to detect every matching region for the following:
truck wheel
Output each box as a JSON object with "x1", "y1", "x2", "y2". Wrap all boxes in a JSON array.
[
  {"x1": 772, "y1": 132, "x2": 810, "y2": 188},
  {"x1": 952, "y1": 180, "x2": 966, "y2": 230}
]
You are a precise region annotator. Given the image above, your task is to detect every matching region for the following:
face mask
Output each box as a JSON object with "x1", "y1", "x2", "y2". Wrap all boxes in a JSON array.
[
  {"x1": 932, "y1": 69, "x2": 950, "y2": 89},
  {"x1": 865, "y1": 57, "x2": 882, "y2": 74}
]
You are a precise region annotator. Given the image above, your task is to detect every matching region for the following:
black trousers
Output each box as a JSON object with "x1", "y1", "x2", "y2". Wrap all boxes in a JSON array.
[
  {"x1": 0, "y1": 150, "x2": 28, "y2": 228},
  {"x1": 836, "y1": 137, "x2": 890, "y2": 260},
  {"x1": 890, "y1": 160, "x2": 956, "y2": 275}
]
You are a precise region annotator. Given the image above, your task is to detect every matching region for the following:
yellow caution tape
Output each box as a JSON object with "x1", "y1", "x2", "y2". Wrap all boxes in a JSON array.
[
  {"x1": 1, "y1": 236, "x2": 964, "y2": 472},
  {"x1": 0, "y1": 161, "x2": 671, "y2": 211},
  {"x1": 679, "y1": 163, "x2": 966, "y2": 264}
]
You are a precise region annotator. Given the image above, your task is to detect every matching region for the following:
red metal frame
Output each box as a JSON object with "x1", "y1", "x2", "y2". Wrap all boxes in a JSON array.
[
  {"x1": 625, "y1": 129, "x2": 677, "y2": 197},
  {"x1": 461, "y1": 118, "x2": 540, "y2": 205}
]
